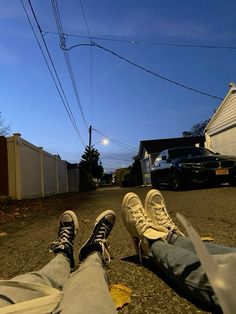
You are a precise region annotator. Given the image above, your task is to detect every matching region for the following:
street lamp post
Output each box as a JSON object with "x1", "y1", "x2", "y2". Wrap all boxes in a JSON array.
[{"x1": 88, "y1": 125, "x2": 109, "y2": 176}]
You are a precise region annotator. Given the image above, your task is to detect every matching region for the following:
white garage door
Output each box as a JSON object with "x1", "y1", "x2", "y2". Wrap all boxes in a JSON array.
[{"x1": 211, "y1": 126, "x2": 236, "y2": 156}]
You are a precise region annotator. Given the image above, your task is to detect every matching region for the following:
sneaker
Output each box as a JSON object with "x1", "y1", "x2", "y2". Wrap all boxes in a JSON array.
[
  {"x1": 79, "y1": 210, "x2": 116, "y2": 264},
  {"x1": 144, "y1": 189, "x2": 184, "y2": 236},
  {"x1": 49, "y1": 210, "x2": 78, "y2": 270},
  {"x1": 121, "y1": 192, "x2": 168, "y2": 264}
]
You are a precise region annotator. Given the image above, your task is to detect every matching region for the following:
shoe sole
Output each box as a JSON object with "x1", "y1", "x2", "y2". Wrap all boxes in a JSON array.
[
  {"x1": 144, "y1": 189, "x2": 165, "y2": 222},
  {"x1": 121, "y1": 192, "x2": 142, "y2": 254},
  {"x1": 60, "y1": 210, "x2": 79, "y2": 237}
]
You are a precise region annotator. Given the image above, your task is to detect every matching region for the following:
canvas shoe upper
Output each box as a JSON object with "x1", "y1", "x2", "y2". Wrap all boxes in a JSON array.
[
  {"x1": 144, "y1": 189, "x2": 184, "y2": 236},
  {"x1": 79, "y1": 210, "x2": 116, "y2": 264},
  {"x1": 49, "y1": 210, "x2": 79, "y2": 270},
  {"x1": 121, "y1": 192, "x2": 168, "y2": 263}
]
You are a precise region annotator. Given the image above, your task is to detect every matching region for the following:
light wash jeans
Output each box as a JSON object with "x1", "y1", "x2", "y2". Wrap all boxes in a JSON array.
[
  {"x1": 0, "y1": 253, "x2": 116, "y2": 314},
  {"x1": 150, "y1": 236, "x2": 236, "y2": 311}
]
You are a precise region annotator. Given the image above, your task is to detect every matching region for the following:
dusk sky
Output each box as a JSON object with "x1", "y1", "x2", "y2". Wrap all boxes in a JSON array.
[{"x1": 1, "y1": 0, "x2": 236, "y2": 171}]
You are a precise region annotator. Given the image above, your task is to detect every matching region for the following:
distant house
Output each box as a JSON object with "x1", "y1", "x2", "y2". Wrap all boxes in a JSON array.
[
  {"x1": 138, "y1": 136, "x2": 205, "y2": 185},
  {"x1": 205, "y1": 83, "x2": 236, "y2": 156}
]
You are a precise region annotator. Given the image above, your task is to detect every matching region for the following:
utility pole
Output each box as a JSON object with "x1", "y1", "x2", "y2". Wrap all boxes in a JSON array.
[
  {"x1": 88, "y1": 125, "x2": 92, "y2": 148},
  {"x1": 88, "y1": 125, "x2": 92, "y2": 175}
]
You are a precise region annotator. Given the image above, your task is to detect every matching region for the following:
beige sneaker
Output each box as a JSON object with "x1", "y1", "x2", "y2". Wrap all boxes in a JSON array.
[
  {"x1": 144, "y1": 189, "x2": 184, "y2": 236},
  {"x1": 121, "y1": 192, "x2": 168, "y2": 263}
]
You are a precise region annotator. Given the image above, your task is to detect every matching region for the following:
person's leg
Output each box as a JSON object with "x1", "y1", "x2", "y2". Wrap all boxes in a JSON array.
[
  {"x1": 0, "y1": 254, "x2": 70, "y2": 307},
  {"x1": 0, "y1": 210, "x2": 78, "y2": 307},
  {"x1": 57, "y1": 210, "x2": 117, "y2": 314},
  {"x1": 121, "y1": 192, "x2": 222, "y2": 311},
  {"x1": 150, "y1": 239, "x2": 235, "y2": 310},
  {"x1": 58, "y1": 253, "x2": 116, "y2": 314},
  {"x1": 144, "y1": 188, "x2": 236, "y2": 255},
  {"x1": 170, "y1": 234, "x2": 236, "y2": 255}
]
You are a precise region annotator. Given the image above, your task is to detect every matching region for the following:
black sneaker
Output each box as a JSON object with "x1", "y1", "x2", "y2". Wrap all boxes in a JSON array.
[
  {"x1": 49, "y1": 210, "x2": 78, "y2": 270},
  {"x1": 79, "y1": 210, "x2": 116, "y2": 263}
]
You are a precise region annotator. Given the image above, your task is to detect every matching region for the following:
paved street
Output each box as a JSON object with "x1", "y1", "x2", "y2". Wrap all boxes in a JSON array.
[{"x1": 0, "y1": 185, "x2": 236, "y2": 313}]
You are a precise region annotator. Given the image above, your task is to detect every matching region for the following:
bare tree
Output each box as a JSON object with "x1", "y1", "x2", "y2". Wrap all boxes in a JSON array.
[
  {"x1": 183, "y1": 119, "x2": 210, "y2": 137},
  {"x1": 0, "y1": 113, "x2": 10, "y2": 136}
]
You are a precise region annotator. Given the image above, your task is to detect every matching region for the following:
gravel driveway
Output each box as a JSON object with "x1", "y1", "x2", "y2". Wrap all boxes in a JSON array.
[{"x1": 0, "y1": 185, "x2": 236, "y2": 313}]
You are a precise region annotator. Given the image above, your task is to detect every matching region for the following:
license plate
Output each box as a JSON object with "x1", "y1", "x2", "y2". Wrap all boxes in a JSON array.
[{"x1": 215, "y1": 169, "x2": 229, "y2": 175}]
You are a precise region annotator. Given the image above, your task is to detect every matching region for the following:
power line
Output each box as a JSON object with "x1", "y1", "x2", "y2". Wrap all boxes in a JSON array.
[
  {"x1": 79, "y1": 0, "x2": 93, "y2": 126},
  {"x1": 44, "y1": 31, "x2": 236, "y2": 51},
  {"x1": 79, "y1": 0, "x2": 92, "y2": 42},
  {"x1": 101, "y1": 156, "x2": 132, "y2": 162},
  {"x1": 22, "y1": 0, "x2": 86, "y2": 146},
  {"x1": 93, "y1": 128, "x2": 137, "y2": 152},
  {"x1": 62, "y1": 42, "x2": 223, "y2": 100},
  {"x1": 51, "y1": 0, "x2": 89, "y2": 130}
]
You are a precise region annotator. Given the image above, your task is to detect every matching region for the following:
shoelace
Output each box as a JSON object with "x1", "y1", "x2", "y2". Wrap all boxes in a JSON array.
[
  {"x1": 138, "y1": 238, "x2": 145, "y2": 265},
  {"x1": 97, "y1": 239, "x2": 111, "y2": 263},
  {"x1": 130, "y1": 206, "x2": 152, "y2": 265},
  {"x1": 94, "y1": 222, "x2": 111, "y2": 263},
  {"x1": 153, "y1": 207, "x2": 176, "y2": 232},
  {"x1": 49, "y1": 226, "x2": 72, "y2": 252},
  {"x1": 59, "y1": 226, "x2": 73, "y2": 244},
  {"x1": 130, "y1": 206, "x2": 153, "y2": 234}
]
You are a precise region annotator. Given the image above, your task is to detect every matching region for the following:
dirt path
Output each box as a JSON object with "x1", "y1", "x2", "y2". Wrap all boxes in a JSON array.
[{"x1": 0, "y1": 186, "x2": 236, "y2": 313}]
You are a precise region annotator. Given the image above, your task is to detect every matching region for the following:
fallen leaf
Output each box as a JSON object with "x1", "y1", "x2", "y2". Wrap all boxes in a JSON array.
[
  {"x1": 201, "y1": 236, "x2": 214, "y2": 242},
  {"x1": 0, "y1": 231, "x2": 8, "y2": 237},
  {"x1": 82, "y1": 219, "x2": 90, "y2": 223},
  {"x1": 109, "y1": 283, "x2": 132, "y2": 310}
]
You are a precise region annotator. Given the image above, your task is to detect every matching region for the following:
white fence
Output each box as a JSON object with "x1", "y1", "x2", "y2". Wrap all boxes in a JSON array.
[{"x1": 7, "y1": 134, "x2": 79, "y2": 200}]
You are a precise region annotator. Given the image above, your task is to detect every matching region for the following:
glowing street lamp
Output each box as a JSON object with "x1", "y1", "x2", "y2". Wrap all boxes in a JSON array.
[
  {"x1": 92, "y1": 138, "x2": 109, "y2": 147},
  {"x1": 101, "y1": 138, "x2": 109, "y2": 145}
]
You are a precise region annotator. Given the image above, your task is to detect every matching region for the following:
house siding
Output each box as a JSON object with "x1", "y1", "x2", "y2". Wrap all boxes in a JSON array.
[
  {"x1": 205, "y1": 86, "x2": 236, "y2": 156},
  {"x1": 206, "y1": 91, "x2": 236, "y2": 136},
  {"x1": 210, "y1": 127, "x2": 236, "y2": 156}
]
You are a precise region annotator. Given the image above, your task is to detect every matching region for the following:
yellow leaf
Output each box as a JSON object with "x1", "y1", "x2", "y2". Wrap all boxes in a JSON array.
[
  {"x1": 109, "y1": 283, "x2": 132, "y2": 310},
  {"x1": 0, "y1": 231, "x2": 7, "y2": 237},
  {"x1": 201, "y1": 236, "x2": 214, "y2": 242}
]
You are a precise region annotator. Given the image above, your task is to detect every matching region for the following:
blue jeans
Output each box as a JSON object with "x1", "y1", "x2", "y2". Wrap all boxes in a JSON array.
[
  {"x1": 0, "y1": 253, "x2": 116, "y2": 313},
  {"x1": 150, "y1": 236, "x2": 236, "y2": 310}
]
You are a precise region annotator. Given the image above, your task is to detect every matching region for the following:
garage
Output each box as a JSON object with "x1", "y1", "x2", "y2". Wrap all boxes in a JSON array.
[{"x1": 210, "y1": 126, "x2": 236, "y2": 155}]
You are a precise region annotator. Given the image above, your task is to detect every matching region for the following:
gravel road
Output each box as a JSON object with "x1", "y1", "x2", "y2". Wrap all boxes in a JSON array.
[{"x1": 0, "y1": 185, "x2": 236, "y2": 313}]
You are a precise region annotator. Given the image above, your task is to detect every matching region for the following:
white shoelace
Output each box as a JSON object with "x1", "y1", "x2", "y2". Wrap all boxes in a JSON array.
[
  {"x1": 49, "y1": 226, "x2": 72, "y2": 251},
  {"x1": 59, "y1": 226, "x2": 73, "y2": 243},
  {"x1": 130, "y1": 205, "x2": 153, "y2": 234},
  {"x1": 153, "y1": 204, "x2": 177, "y2": 232},
  {"x1": 94, "y1": 223, "x2": 111, "y2": 263}
]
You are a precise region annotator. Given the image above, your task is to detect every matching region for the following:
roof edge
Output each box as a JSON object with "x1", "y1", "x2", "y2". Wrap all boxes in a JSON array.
[{"x1": 205, "y1": 83, "x2": 236, "y2": 132}]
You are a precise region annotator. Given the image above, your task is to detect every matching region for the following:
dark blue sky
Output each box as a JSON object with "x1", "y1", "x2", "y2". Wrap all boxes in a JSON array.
[{"x1": 1, "y1": 0, "x2": 236, "y2": 171}]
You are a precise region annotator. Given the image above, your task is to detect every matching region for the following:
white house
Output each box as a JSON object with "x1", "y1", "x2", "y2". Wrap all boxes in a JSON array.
[{"x1": 205, "y1": 83, "x2": 236, "y2": 156}]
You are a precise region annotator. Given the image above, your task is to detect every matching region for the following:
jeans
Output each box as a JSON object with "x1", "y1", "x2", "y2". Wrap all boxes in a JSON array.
[
  {"x1": 150, "y1": 236, "x2": 236, "y2": 310},
  {"x1": 0, "y1": 253, "x2": 116, "y2": 314}
]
